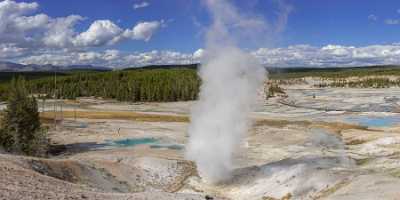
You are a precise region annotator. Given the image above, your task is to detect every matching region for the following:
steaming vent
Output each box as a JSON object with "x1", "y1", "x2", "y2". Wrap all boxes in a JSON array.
[{"x1": 186, "y1": 0, "x2": 267, "y2": 184}]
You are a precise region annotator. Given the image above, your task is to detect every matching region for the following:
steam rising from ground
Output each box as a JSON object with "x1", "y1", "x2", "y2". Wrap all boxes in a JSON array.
[
  {"x1": 186, "y1": 0, "x2": 266, "y2": 183},
  {"x1": 308, "y1": 129, "x2": 355, "y2": 167}
]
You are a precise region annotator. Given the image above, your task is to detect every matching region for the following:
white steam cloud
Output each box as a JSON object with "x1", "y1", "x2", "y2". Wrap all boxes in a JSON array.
[{"x1": 186, "y1": 0, "x2": 266, "y2": 183}]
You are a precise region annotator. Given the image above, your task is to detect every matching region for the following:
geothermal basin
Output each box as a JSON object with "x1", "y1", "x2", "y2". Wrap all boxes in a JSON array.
[{"x1": 1, "y1": 86, "x2": 400, "y2": 199}]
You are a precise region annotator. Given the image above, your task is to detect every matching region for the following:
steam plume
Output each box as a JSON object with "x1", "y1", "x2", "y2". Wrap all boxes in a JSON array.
[{"x1": 186, "y1": 0, "x2": 266, "y2": 183}]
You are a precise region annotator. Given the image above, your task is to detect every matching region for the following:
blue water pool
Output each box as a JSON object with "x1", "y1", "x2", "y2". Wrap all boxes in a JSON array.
[
  {"x1": 107, "y1": 137, "x2": 158, "y2": 147},
  {"x1": 150, "y1": 144, "x2": 184, "y2": 150},
  {"x1": 103, "y1": 137, "x2": 183, "y2": 150},
  {"x1": 345, "y1": 115, "x2": 400, "y2": 127}
]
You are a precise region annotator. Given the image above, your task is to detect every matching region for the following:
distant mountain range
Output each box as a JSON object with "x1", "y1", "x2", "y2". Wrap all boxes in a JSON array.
[
  {"x1": 0, "y1": 61, "x2": 111, "y2": 72},
  {"x1": 123, "y1": 63, "x2": 199, "y2": 71},
  {"x1": 2, "y1": 60, "x2": 400, "y2": 73}
]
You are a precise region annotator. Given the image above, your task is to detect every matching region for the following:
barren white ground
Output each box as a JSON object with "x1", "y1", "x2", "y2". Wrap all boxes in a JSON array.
[{"x1": 1, "y1": 85, "x2": 400, "y2": 200}]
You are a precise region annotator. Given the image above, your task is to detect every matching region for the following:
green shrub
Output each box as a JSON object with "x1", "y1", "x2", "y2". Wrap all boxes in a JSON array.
[
  {"x1": 0, "y1": 77, "x2": 48, "y2": 156},
  {"x1": 267, "y1": 84, "x2": 285, "y2": 98}
]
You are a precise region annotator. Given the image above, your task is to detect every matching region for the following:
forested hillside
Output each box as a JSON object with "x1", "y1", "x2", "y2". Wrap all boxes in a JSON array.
[
  {"x1": 23, "y1": 69, "x2": 200, "y2": 102},
  {"x1": 269, "y1": 65, "x2": 400, "y2": 80},
  {"x1": 2, "y1": 65, "x2": 400, "y2": 102}
]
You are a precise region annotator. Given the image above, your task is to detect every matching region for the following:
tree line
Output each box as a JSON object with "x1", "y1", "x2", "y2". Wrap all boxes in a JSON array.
[
  {"x1": 24, "y1": 68, "x2": 201, "y2": 102},
  {"x1": 270, "y1": 66, "x2": 400, "y2": 80},
  {"x1": 316, "y1": 77, "x2": 400, "y2": 88}
]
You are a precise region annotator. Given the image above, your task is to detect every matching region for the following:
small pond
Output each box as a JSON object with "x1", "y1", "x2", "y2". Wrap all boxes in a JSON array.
[
  {"x1": 107, "y1": 137, "x2": 157, "y2": 147},
  {"x1": 104, "y1": 137, "x2": 184, "y2": 150},
  {"x1": 149, "y1": 144, "x2": 184, "y2": 150},
  {"x1": 50, "y1": 137, "x2": 184, "y2": 156},
  {"x1": 344, "y1": 115, "x2": 400, "y2": 127}
]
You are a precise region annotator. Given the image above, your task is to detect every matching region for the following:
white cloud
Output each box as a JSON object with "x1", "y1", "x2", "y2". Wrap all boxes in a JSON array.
[
  {"x1": 103, "y1": 49, "x2": 121, "y2": 61},
  {"x1": 0, "y1": 44, "x2": 28, "y2": 59},
  {"x1": 4, "y1": 1, "x2": 400, "y2": 69},
  {"x1": 123, "y1": 21, "x2": 163, "y2": 42},
  {"x1": 16, "y1": 44, "x2": 400, "y2": 68},
  {"x1": 18, "y1": 49, "x2": 197, "y2": 68},
  {"x1": 13, "y1": 13, "x2": 49, "y2": 31},
  {"x1": 193, "y1": 48, "x2": 205, "y2": 60},
  {"x1": 253, "y1": 44, "x2": 400, "y2": 67},
  {"x1": 43, "y1": 15, "x2": 84, "y2": 47},
  {"x1": 0, "y1": 0, "x2": 46, "y2": 44},
  {"x1": 73, "y1": 20, "x2": 164, "y2": 47},
  {"x1": 74, "y1": 20, "x2": 123, "y2": 46},
  {"x1": 0, "y1": 0, "x2": 38, "y2": 32},
  {"x1": 133, "y1": 1, "x2": 150, "y2": 10},
  {"x1": 0, "y1": 0, "x2": 163, "y2": 55},
  {"x1": 385, "y1": 19, "x2": 400, "y2": 25},
  {"x1": 384, "y1": 9, "x2": 400, "y2": 24},
  {"x1": 368, "y1": 14, "x2": 378, "y2": 21}
]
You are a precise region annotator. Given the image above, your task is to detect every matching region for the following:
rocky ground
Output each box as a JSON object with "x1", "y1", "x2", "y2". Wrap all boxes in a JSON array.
[{"x1": 1, "y1": 85, "x2": 400, "y2": 199}]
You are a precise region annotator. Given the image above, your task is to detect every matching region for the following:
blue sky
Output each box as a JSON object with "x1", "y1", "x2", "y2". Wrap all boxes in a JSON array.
[
  {"x1": 284, "y1": 0, "x2": 400, "y2": 46},
  {"x1": 18, "y1": 0, "x2": 207, "y2": 53},
  {"x1": 3, "y1": 0, "x2": 400, "y2": 68},
  {"x1": 21, "y1": 0, "x2": 400, "y2": 51}
]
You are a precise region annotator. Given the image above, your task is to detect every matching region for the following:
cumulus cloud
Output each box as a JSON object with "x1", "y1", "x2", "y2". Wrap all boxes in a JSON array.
[
  {"x1": 43, "y1": 15, "x2": 84, "y2": 47},
  {"x1": 15, "y1": 44, "x2": 400, "y2": 68},
  {"x1": 0, "y1": 0, "x2": 86, "y2": 48},
  {"x1": 193, "y1": 48, "x2": 205, "y2": 60},
  {"x1": 133, "y1": 1, "x2": 150, "y2": 10},
  {"x1": 253, "y1": 44, "x2": 400, "y2": 67},
  {"x1": 0, "y1": 0, "x2": 39, "y2": 33},
  {"x1": 18, "y1": 49, "x2": 198, "y2": 68},
  {"x1": 0, "y1": 44, "x2": 29, "y2": 59},
  {"x1": 0, "y1": 0, "x2": 46, "y2": 45},
  {"x1": 0, "y1": 0, "x2": 163, "y2": 53},
  {"x1": 4, "y1": 0, "x2": 400, "y2": 69},
  {"x1": 74, "y1": 20, "x2": 123, "y2": 46},
  {"x1": 123, "y1": 21, "x2": 163, "y2": 42},
  {"x1": 73, "y1": 20, "x2": 163, "y2": 46}
]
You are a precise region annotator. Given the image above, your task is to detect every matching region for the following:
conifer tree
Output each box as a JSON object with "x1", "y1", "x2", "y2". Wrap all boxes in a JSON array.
[{"x1": 0, "y1": 77, "x2": 47, "y2": 156}]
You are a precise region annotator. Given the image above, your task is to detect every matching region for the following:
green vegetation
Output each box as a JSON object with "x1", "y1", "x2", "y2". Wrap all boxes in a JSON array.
[
  {"x1": 0, "y1": 77, "x2": 48, "y2": 156},
  {"x1": 40, "y1": 111, "x2": 189, "y2": 122},
  {"x1": 27, "y1": 68, "x2": 200, "y2": 102},
  {"x1": 317, "y1": 78, "x2": 400, "y2": 88},
  {"x1": 269, "y1": 65, "x2": 400, "y2": 88},
  {"x1": 0, "y1": 85, "x2": 7, "y2": 101},
  {"x1": 267, "y1": 84, "x2": 285, "y2": 98},
  {"x1": 269, "y1": 65, "x2": 400, "y2": 80},
  {"x1": 1, "y1": 65, "x2": 400, "y2": 102},
  {"x1": 0, "y1": 68, "x2": 200, "y2": 102},
  {"x1": 0, "y1": 71, "x2": 71, "y2": 100}
]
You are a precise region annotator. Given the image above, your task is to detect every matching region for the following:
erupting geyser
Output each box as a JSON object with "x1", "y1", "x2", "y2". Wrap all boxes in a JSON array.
[{"x1": 186, "y1": 0, "x2": 267, "y2": 183}]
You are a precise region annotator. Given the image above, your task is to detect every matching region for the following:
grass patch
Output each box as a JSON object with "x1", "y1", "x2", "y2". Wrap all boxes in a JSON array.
[
  {"x1": 40, "y1": 111, "x2": 189, "y2": 123},
  {"x1": 312, "y1": 121, "x2": 369, "y2": 134},
  {"x1": 313, "y1": 180, "x2": 350, "y2": 199},
  {"x1": 346, "y1": 138, "x2": 367, "y2": 145},
  {"x1": 254, "y1": 119, "x2": 311, "y2": 128},
  {"x1": 254, "y1": 119, "x2": 367, "y2": 133},
  {"x1": 390, "y1": 169, "x2": 400, "y2": 178},
  {"x1": 267, "y1": 84, "x2": 286, "y2": 98},
  {"x1": 355, "y1": 158, "x2": 371, "y2": 166},
  {"x1": 263, "y1": 193, "x2": 292, "y2": 200}
]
